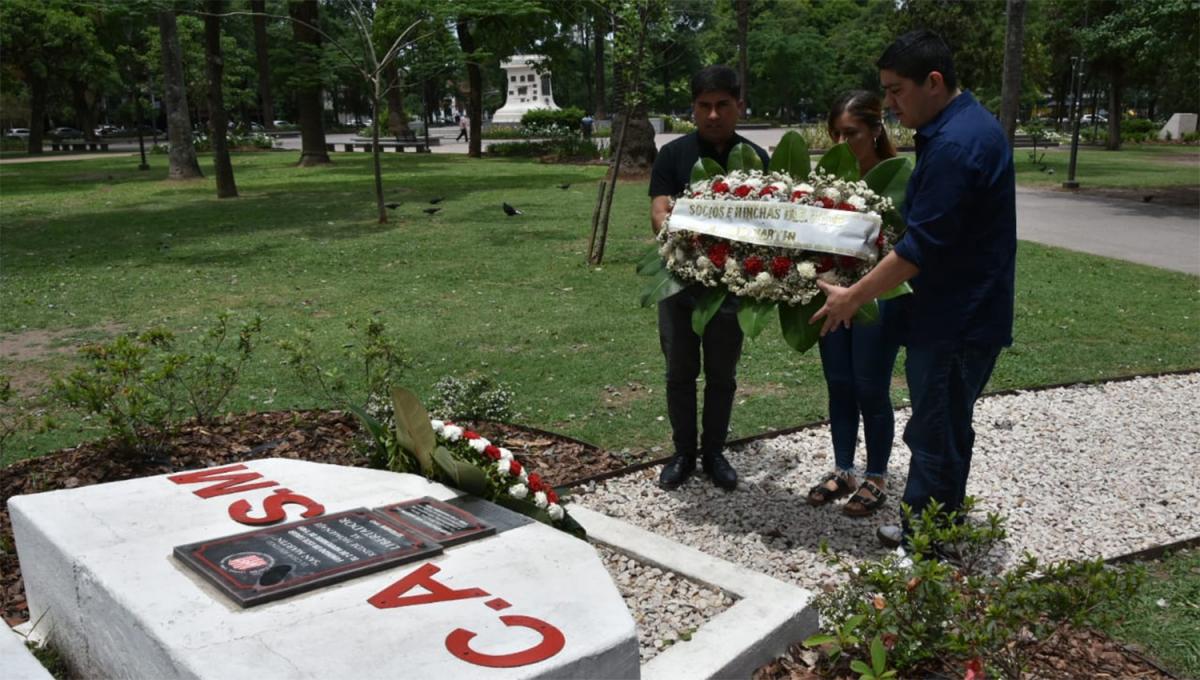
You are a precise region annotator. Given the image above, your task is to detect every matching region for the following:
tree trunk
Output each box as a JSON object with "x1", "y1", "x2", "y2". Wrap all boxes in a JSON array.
[
  {"x1": 385, "y1": 68, "x2": 410, "y2": 138},
  {"x1": 27, "y1": 75, "x2": 46, "y2": 154},
  {"x1": 371, "y1": 94, "x2": 386, "y2": 224},
  {"x1": 1053, "y1": 68, "x2": 1070, "y2": 130},
  {"x1": 999, "y1": 0, "x2": 1026, "y2": 144},
  {"x1": 204, "y1": 0, "x2": 237, "y2": 198},
  {"x1": 158, "y1": 9, "x2": 203, "y2": 179},
  {"x1": 289, "y1": 0, "x2": 331, "y2": 166},
  {"x1": 736, "y1": 0, "x2": 749, "y2": 116},
  {"x1": 611, "y1": 11, "x2": 655, "y2": 175},
  {"x1": 74, "y1": 85, "x2": 98, "y2": 142},
  {"x1": 250, "y1": 0, "x2": 274, "y2": 129},
  {"x1": 593, "y1": 9, "x2": 607, "y2": 119},
  {"x1": 1106, "y1": 73, "x2": 1122, "y2": 150},
  {"x1": 455, "y1": 18, "x2": 482, "y2": 158}
]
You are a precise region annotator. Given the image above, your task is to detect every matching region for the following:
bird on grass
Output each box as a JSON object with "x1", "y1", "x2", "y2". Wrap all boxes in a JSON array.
[
  {"x1": 557, "y1": 183, "x2": 571, "y2": 190},
  {"x1": 429, "y1": 197, "x2": 445, "y2": 204},
  {"x1": 503, "y1": 202, "x2": 523, "y2": 216},
  {"x1": 423, "y1": 207, "x2": 442, "y2": 215},
  {"x1": 385, "y1": 202, "x2": 401, "y2": 210}
]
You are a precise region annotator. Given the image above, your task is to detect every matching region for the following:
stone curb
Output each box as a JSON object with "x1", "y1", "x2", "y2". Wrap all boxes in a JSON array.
[{"x1": 0, "y1": 626, "x2": 52, "y2": 680}]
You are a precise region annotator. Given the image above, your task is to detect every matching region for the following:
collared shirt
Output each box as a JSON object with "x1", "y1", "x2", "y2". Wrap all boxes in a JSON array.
[
  {"x1": 649, "y1": 131, "x2": 770, "y2": 198},
  {"x1": 891, "y1": 91, "x2": 1016, "y2": 349}
]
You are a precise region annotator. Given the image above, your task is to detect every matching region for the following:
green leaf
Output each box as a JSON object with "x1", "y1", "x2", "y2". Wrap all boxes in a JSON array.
[
  {"x1": 849, "y1": 659, "x2": 873, "y2": 677},
  {"x1": 690, "y1": 157, "x2": 724, "y2": 182},
  {"x1": 638, "y1": 268, "x2": 687, "y2": 308},
  {"x1": 495, "y1": 493, "x2": 553, "y2": 524},
  {"x1": 432, "y1": 445, "x2": 489, "y2": 495},
  {"x1": 816, "y1": 142, "x2": 860, "y2": 182},
  {"x1": 779, "y1": 295, "x2": 824, "y2": 353},
  {"x1": 878, "y1": 281, "x2": 913, "y2": 300},
  {"x1": 769, "y1": 130, "x2": 811, "y2": 180},
  {"x1": 854, "y1": 299, "x2": 880, "y2": 325},
  {"x1": 870, "y1": 636, "x2": 887, "y2": 675},
  {"x1": 802, "y1": 634, "x2": 837, "y2": 648},
  {"x1": 391, "y1": 386, "x2": 435, "y2": 475},
  {"x1": 726, "y1": 142, "x2": 763, "y2": 172},
  {"x1": 737, "y1": 298, "x2": 776, "y2": 339},
  {"x1": 347, "y1": 404, "x2": 387, "y2": 445},
  {"x1": 635, "y1": 245, "x2": 664, "y2": 276},
  {"x1": 862, "y1": 156, "x2": 913, "y2": 212},
  {"x1": 691, "y1": 287, "x2": 728, "y2": 336}
]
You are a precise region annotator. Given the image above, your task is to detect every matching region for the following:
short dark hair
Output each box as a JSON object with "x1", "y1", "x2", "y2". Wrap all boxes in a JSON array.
[
  {"x1": 691, "y1": 65, "x2": 740, "y2": 101},
  {"x1": 876, "y1": 29, "x2": 958, "y2": 91}
]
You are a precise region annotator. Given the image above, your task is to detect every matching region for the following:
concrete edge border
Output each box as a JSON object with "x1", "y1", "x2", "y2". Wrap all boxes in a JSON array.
[
  {"x1": 1, "y1": 625, "x2": 52, "y2": 680},
  {"x1": 569, "y1": 505, "x2": 817, "y2": 679}
]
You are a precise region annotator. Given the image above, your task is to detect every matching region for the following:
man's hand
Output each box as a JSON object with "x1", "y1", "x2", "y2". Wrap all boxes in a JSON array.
[
  {"x1": 810, "y1": 279, "x2": 862, "y2": 336},
  {"x1": 651, "y1": 195, "x2": 672, "y2": 235}
]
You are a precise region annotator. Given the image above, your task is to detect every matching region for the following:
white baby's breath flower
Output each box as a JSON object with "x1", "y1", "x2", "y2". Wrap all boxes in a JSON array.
[
  {"x1": 796, "y1": 261, "x2": 817, "y2": 279},
  {"x1": 696, "y1": 255, "x2": 713, "y2": 270},
  {"x1": 796, "y1": 182, "x2": 814, "y2": 194},
  {"x1": 509, "y1": 483, "x2": 528, "y2": 499},
  {"x1": 822, "y1": 187, "x2": 841, "y2": 201},
  {"x1": 847, "y1": 195, "x2": 867, "y2": 210},
  {"x1": 755, "y1": 271, "x2": 772, "y2": 283},
  {"x1": 534, "y1": 491, "x2": 548, "y2": 508}
]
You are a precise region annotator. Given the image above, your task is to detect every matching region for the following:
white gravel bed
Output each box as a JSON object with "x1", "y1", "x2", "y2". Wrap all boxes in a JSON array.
[
  {"x1": 575, "y1": 373, "x2": 1200, "y2": 590},
  {"x1": 595, "y1": 544, "x2": 737, "y2": 663}
]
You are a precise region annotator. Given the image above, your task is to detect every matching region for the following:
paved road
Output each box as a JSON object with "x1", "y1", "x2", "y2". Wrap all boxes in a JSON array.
[{"x1": 5, "y1": 128, "x2": 1197, "y2": 275}]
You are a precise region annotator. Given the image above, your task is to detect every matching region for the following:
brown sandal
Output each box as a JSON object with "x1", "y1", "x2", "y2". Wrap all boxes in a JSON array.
[
  {"x1": 806, "y1": 472, "x2": 854, "y2": 507},
  {"x1": 843, "y1": 479, "x2": 887, "y2": 517}
]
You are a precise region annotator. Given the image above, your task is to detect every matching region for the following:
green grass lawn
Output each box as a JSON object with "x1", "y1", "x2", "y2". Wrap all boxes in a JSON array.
[
  {"x1": 1109, "y1": 548, "x2": 1200, "y2": 677},
  {"x1": 1, "y1": 150, "x2": 1198, "y2": 465},
  {"x1": 1015, "y1": 143, "x2": 1200, "y2": 189}
]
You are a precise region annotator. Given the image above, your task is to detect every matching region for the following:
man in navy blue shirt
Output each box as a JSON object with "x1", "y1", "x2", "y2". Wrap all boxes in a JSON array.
[
  {"x1": 650, "y1": 65, "x2": 770, "y2": 492},
  {"x1": 811, "y1": 30, "x2": 1016, "y2": 548}
]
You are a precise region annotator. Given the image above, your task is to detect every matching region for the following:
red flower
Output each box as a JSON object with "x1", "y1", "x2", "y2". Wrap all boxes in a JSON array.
[
  {"x1": 770, "y1": 256, "x2": 792, "y2": 278},
  {"x1": 692, "y1": 191, "x2": 703, "y2": 197},
  {"x1": 964, "y1": 657, "x2": 984, "y2": 680},
  {"x1": 733, "y1": 184, "x2": 753, "y2": 197},
  {"x1": 818, "y1": 196, "x2": 836, "y2": 209},
  {"x1": 875, "y1": 232, "x2": 886, "y2": 249},
  {"x1": 527, "y1": 473, "x2": 544, "y2": 492},
  {"x1": 838, "y1": 255, "x2": 860, "y2": 269},
  {"x1": 790, "y1": 190, "x2": 809, "y2": 202},
  {"x1": 816, "y1": 255, "x2": 835, "y2": 273},
  {"x1": 882, "y1": 633, "x2": 898, "y2": 650},
  {"x1": 464, "y1": 431, "x2": 480, "y2": 440},
  {"x1": 758, "y1": 185, "x2": 778, "y2": 197},
  {"x1": 509, "y1": 460, "x2": 523, "y2": 475},
  {"x1": 744, "y1": 255, "x2": 764, "y2": 276},
  {"x1": 712, "y1": 181, "x2": 730, "y2": 194},
  {"x1": 836, "y1": 201, "x2": 857, "y2": 212},
  {"x1": 707, "y1": 242, "x2": 730, "y2": 269},
  {"x1": 546, "y1": 489, "x2": 559, "y2": 504},
  {"x1": 483, "y1": 444, "x2": 502, "y2": 460}
]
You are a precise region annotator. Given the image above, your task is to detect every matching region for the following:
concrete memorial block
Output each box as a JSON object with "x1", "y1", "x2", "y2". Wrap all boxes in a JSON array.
[
  {"x1": 1158, "y1": 113, "x2": 1198, "y2": 140},
  {"x1": 493, "y1": 55, "x2": 560, "y2": 124},
  {"x1": 9, "y1": 459, "x2": 638, "y2": 679}
]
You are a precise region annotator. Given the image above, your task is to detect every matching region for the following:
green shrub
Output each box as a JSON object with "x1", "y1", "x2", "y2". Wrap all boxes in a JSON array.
[
  {"x1": 278, "y1": 316, "x2": 408, "y2": 412},
  {"x1": 486, "y1": 140, "x2": 553, "y2": 157},
  {"x1": 427, "y1": 376, "x2": 515, "y2": 422},
  {"x1": 665, "y1": 116, "x2": 696, "y2": 133},
  {"x1": 805, "y1": 499, "x2": 1142, "y2": 678},
  {"x1": 521, "y1": 106, "x2": 585, "y2": 134},
  {"x1": 53, "y1": 313, "x2": 263, "y2": 458},
  {"x1": 1121, "y1": 118, "x2": 1157, "y2": 136}
]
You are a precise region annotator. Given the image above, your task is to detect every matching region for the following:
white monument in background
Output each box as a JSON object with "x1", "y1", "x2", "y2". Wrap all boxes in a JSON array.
[{"x1": 493, "y1": 55, "x2": 560, "y2": 124}]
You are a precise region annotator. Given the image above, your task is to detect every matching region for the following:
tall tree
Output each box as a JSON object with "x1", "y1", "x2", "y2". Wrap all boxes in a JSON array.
[
  {"x1": 204, "y1": 0, "x2": 237, "y2": 198},
  {"x1": 593, "y1": 6, "x2": 608, "y2": 119},
  {"x1": 250, "y1": 0, "x2": 275, "y2": 129},
  {"x1": 288, "y1": 0, "x2": 331, "y2": 166},
  {"x1": 999, "y1": 0, "x2": 1027, "y2": 143},
  {"x1": 735, "y1": 0, "x2": 748, "y2": 117},
  {"x1": 158, "y1": 8, "x2": 204, "y2": 179},
  {"x1": 453, "y1": 18, "x2": 483, "y2": 157}
]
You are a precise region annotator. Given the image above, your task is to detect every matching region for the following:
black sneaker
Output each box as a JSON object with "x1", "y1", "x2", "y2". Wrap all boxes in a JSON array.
[{"x1": 658, "y1": 453, "x2": 696, "y2": 490}]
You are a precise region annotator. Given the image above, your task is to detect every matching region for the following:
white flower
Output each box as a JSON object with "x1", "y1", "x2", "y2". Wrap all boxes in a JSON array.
[
  {"x1": 795, "y1": 182, "x2": 814, "y2": 194},
  {"x1": 755, "y1": 271, "x2": 772, "y2": 283},
  {"x1": 796, "y1": 261, "x2": 817, "y2": 279},
  {"x1": 430, "y1": 419, "x2": 445, "y2": 433},
  {"x1": 724, "y1": 257, "x2": 738, "y2": 273},
  {"x1": 509, "y1": 483, "x2": 528, "y2": 499},
  {"x1": 468, "y1": 438, "x2": 490, "y2": 453},
  {"x1": 818, "y1": 270, "x2": 839, "y2": 284},
  {"x1": 847, "y1": 195, "x2": 867, "y2": 210},
  {"x1": 696, "y1": 255, "x2": 713, "y2": 270},
  {"x1": 498, "y1": 447, "x2": 513, "y2": 460},
  {"x1": 547, "y1": 504, "x2": 564, "y2": 521},
  {"x1": 673, "y1": 247, "x2": 687, "y2": 263},
  {"x1": 534, "y1": 491, "x2": 548, "y2": 508},
  {"x1": 442, "y1": 424, "x2": 463, "y2": 441},
  {"x1": 519, "y1": 469, "x2": 528, "y2": 483},
  {"x1": 822, "y1": 187, "x2": 841, "y2": 202},
  {"x1": 495, "y1": 460, "x2": 510, "y2": 477}
]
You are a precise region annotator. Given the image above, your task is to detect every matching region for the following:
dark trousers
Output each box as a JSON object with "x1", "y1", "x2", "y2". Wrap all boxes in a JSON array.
[
  {"x1": 901, "y1": 344, "x2": 1001, "y2": 525},
  {"x1": 817, "y1": 305, "x2": 900, "y2": 477},
  {"x1": 456, "y1": 129, "x2": 467, "y2": 141},
  {"x1": 658, "y1": 287, "x2": 744, "y2": 458}
]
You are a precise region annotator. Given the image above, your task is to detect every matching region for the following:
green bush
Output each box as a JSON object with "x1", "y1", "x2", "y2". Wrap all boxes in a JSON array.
[
  {"x1": 1121, "y1": 118, "x2": 1157, "y2": 135},
  {"x1": 805, "y1": 499, "x2": 1142, "y2": 678},
  {"x1": 52, "y1": 313, "x2": 263, "y2": 458},
  {"x1": 665, "y1": 116, "x2": 696, "y2": 133},
  {"x1": 278, "y1": 316, "x2": 408, "y2": 412},
  {"x1": 480, "y1": 126, "x2": 529, "y2": 140},
  {"x1": 521, "y1": 106, "x2": 585, "y2": 134},
  {"x1": 486, "y1": 140, "x2": 553, "y2": 157}
]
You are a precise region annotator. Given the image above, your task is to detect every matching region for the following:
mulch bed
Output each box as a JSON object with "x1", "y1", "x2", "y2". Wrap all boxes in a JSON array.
[{"x1": 0, "y1": 409, "x2": 629, "y2": 628}]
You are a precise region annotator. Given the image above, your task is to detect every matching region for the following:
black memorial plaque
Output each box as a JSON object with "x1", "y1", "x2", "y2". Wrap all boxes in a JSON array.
[
  {"x1": 445, "y1": 495, "x2": 536, "y2": 534},
  {"x1": 174, "y1": 508, "x2": 442, "y2": 607},
  {"x1": 373, "y1": 497, "x2": 496, "y2": 547}
]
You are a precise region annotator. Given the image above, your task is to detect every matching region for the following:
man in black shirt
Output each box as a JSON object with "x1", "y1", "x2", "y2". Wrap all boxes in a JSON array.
[{"x1": 649, "y1": 65, "x2": 770, "y2": 492}]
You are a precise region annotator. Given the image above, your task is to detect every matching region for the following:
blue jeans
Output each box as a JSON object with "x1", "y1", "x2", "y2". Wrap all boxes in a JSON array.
[
  {"x1": 818, "y1": 307, "x2": 900, "y2": 478},
  {"x1": 901, "y1": 344, "x2": 1001, "y2": 525},
  {"x1": 658, "y1": 286, "x2": 744, "y2": 458}
]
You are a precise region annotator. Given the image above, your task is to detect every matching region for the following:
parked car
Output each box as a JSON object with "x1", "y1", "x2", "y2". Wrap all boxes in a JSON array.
[
  {"x1": 272, "y1": 119, "x2": 293, "y2": 128},
  {"x1": 5, "y1": 128, "x2": 30, "y2": 139},
  {"x1": 49, "y1": 126, "x2": 85, "y2": 139},
  {"x1": 1080, "y1": 113, "x2": 1108, "y2": 125},
  {"x1": 94, "y1": 125, "x2": 120, "y2": 137}
]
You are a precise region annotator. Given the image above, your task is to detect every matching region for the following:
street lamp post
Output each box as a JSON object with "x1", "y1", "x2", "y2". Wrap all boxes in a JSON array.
[{"x1": 1063, "y1": 56, "x2": 1083, "y2": 189}]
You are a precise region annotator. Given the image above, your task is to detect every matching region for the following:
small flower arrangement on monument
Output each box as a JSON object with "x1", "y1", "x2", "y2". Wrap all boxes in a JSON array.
[{"x1": 638, "y1": 132, "x2": 913, "y2": 352}]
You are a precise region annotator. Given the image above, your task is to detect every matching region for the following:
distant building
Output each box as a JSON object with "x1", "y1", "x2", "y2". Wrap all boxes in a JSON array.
[{"x1": 492, "y1": 55, "x2": 560, "y2": 124}]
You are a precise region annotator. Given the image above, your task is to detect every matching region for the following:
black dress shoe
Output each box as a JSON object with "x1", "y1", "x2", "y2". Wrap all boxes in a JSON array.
[
  {"x1": 701, "y1": 451, "x2": 738, "y2": 491},
  {"x1": 658, "y1": 453, "x2": 696, "y2": 490}
]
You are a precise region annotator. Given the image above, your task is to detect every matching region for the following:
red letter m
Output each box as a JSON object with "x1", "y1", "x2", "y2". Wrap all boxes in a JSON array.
[{"x1": 167, "y1": 464, "x2": 278, "y2": 499}]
